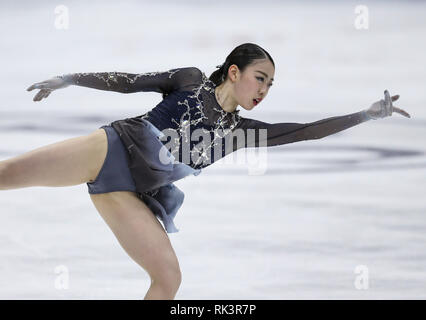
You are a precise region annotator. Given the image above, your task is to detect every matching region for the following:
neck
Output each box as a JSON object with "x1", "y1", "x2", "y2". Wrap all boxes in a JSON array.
[{"x1": 215, "y1": 81, "x2": 238, "y2": 113}]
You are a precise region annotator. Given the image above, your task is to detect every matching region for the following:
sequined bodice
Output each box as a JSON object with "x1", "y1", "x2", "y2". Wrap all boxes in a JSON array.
[{"x1": 138, "y1": 71, "x2": 242, "y2": 169}]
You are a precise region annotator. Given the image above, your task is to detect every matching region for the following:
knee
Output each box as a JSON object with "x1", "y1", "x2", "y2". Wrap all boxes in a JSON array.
[{"x1": 151, "y1": 267, "x2": 182, "y2": 294}]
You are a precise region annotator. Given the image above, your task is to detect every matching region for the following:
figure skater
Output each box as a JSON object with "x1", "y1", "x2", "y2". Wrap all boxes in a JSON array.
[{"x1": 1, "y1": 43, "x2": 410, "y2": 300}]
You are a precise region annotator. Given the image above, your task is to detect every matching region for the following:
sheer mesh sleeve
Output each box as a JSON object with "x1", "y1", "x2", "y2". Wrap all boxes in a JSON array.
[
  {"x1": 233, "y1": 110, "x2": 370, "y2": 149},
  {"x1": 61, "y1": 67, "x2": 202, "y2": 94}
]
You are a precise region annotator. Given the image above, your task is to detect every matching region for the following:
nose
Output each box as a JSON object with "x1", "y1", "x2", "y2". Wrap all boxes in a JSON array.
[{"x1": 259, "y1": 85, "x2": 268, "y2": 96}]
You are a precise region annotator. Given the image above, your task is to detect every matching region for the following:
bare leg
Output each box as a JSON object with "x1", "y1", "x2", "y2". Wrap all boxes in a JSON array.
[
  {"x1": 0, "y1": 129, "x2": 107, "y2": 189},
  {"x1": 0, "y1": 129, "x2": 181, "y2": 298},
  {"x1": 89, "y1": 191, "x2": 182, "y2": 300}
]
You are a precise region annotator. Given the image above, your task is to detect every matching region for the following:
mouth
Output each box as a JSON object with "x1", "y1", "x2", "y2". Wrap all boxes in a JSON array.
[{"x1": 253, "y1": 98, "x2": 262, "y2": 106}]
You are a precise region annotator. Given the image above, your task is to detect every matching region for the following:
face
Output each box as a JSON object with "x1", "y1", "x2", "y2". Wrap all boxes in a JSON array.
[{"x1": 229, "y1": 59, "x2": 275, "y2": 110}]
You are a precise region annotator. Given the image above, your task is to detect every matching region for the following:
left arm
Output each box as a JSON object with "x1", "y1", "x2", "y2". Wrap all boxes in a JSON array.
[
  {"x1": 233, "y1": 90, "x2": 411, "y2": 150},
  {"x1": 234, "y1": 110, "x2": 370, "y2": 148}
]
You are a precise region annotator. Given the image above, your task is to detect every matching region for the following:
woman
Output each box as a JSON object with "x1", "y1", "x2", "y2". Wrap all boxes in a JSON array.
[{"x1": 1, "y1": 43, "x2": 410, "y2": 299}]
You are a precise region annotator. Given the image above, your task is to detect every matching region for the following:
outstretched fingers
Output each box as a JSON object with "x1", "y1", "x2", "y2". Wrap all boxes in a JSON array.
[
  {"x1": 384, "y1": 90, "x2": 393, "y2": 116},
  {"x1": 27, "y1": 82, "x2": 46, "y2": 91},
  {"x1": 384, "y1": 90, "x2": 411, "y2": 118},
  {"x1": 393, "y1": 106, "x2": 411, "y2": 118},
  {"x1": 33, "y1": 89, "x2": 52, "y2": 102}
]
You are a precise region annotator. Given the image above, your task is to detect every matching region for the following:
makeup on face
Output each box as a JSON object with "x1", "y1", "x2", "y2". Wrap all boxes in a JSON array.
[{"x1": 251, "y1": 70, "x2": 273, "y2": 106}]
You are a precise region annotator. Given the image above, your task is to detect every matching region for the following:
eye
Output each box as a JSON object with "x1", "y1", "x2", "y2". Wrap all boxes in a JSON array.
[{"x1": 257, "y1": 77, "x2": 273, "y2": 88}]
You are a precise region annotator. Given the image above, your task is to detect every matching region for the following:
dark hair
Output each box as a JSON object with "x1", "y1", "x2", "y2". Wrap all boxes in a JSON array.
[{"x1": 209, "y1": 43, "x2": 275, "y2": 87}]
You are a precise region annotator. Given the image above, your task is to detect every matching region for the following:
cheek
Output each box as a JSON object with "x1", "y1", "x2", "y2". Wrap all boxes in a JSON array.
[{"x1": 235, "y1": 80, "x2": 257, "y2": 101}]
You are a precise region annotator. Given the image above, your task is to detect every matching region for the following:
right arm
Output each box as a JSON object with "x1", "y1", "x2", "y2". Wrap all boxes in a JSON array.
[
  {"x1": 59, "y1": 68, "x2": 192, "y2": 94},
  {"x1": 27, "y1": 67, "x2": 202, "y2": 102}
]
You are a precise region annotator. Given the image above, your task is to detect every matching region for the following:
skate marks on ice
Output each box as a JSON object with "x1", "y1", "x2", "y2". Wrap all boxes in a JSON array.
[
  {"x1": 0, "y1": 111, "x2": 110, "y2": 136},
  {"x1": 247, "y1": 144, "x2": 426, "y2": 174}
]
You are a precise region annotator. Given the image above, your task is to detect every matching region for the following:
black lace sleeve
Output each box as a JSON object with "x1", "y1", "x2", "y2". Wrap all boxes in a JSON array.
[
  {"x1": 233, "y1": 110, "x2": 370, "y2": 149},
  {"x1": 61, "y1": 67, "x2": 202, "y2": 94}
]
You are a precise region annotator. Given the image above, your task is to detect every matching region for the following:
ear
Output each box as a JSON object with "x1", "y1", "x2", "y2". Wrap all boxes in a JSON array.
[{"x1": 228, "y1": 64, "x2": 240, "y2": 82}]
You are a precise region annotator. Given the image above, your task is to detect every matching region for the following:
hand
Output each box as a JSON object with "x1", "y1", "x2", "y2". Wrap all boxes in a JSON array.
[
  {"x1": 26, "y1": 75, "x2": 71, "y2": 102},
  {"x1": 365, "y1": 90, "x2": 411, "y2": 120}
]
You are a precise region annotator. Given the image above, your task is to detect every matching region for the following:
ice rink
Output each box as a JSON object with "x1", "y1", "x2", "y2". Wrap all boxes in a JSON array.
[{"x1": 0, "y1": 0, "x2": 425, "y2": 299}]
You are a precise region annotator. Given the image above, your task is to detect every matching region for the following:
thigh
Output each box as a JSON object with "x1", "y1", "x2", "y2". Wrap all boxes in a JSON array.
[
  {"x1": 89, "y1": 191, "x2": 181, "y2": 280},
  {"x1": 1, "y1": 129, "x2": 107, "y2": 188}
]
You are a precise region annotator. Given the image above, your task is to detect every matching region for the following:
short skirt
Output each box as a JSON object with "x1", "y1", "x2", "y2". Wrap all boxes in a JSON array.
[
  {"x1": 86, "y1": 118, "x2": 201, "y2": 233},
  {"x1": 87, "y1": 125, "x2": 137, "y2": 194}
]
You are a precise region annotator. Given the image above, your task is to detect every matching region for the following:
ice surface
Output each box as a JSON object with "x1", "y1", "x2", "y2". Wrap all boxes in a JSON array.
[{"x1": 0, "y1": 0, "x2": 425, "y2": 299}]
